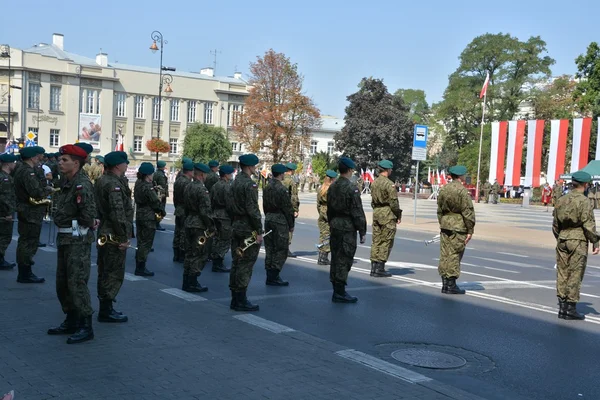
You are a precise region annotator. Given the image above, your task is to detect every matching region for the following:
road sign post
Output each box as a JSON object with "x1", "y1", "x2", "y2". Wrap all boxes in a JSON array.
[{"x1": 412, "y1": 125, "x2": 428, "y2": 224}]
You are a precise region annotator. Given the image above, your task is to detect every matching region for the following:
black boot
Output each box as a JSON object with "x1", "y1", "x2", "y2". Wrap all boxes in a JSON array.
[
  {"x1": 370, "y1": 261, "x2": 377, "y2": 277},
  {"x1": 172, "y1": 248, "x2": 179, "y2": 262},
  {"x1": 212, "y1": 258, "x2": 231, "y2": 273},
  {"x1": 565, "y1": 302, "x2": 585, "y2": 320},
  {"x1": 97, "y1": 299, "x2": 128, "y2": 323},
  {"x1": 444, "y1": 277, "x2": 465, "y2": 295},
  {"x1": 67, "y1": 315, "x2": 94, "y2": 344},
  {"x1": 0, "y1": 254, "x2": 15, "y2": 270},
  {"x1": 177, "y1": 249, "x2": 186, "y2": 263},
  {"x1": 38, "y1": 242, "x2": 46, "y2": 247},
  {"x1": 17, "y1": 264, "x2": 45, "y2": 283},
  {"x1": 234, "y1": 290, "x2": 259, "y2": 311},
  {"x1": 441, "y1": 277, "x2": 449, "y2": 294},
  {"x1": 47, "y1": 313, "x2": 78, "y2": 335},
  {"x1": 182, "y1": 273, "x2": 208, "y2": 293},
  {"x1": 288, "y1": 250, "x2": 297, "y2": 258},
  {"x1": 156, "y1": 222, "x2": 165, "y2": 231},
  {"x1": 135, "y1": 261, "x2": 154, "y2": 277},
  {"x1": 332, "y1": 283, "x2": 358, "y2": 303},
  {"x1": 558, "y1": 298, "x2": 567, "y2": 319},
  {"x1": 266, "y1": 269, "x2": 289, "y2": 286},
  {"x1": 373, "y1": 262, "x2": 392, "y2": 278},
  {"x1": 230, "y1": 290, "x2": 237, "y2": 310},
  {"x1": 317, "y1": 251, "x2": 330, "y2": 266}
]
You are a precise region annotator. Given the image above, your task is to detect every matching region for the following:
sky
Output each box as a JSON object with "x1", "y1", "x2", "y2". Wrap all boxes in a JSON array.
[{"x1": 2, "y1": 0, "x2": 599, "y2": 118}]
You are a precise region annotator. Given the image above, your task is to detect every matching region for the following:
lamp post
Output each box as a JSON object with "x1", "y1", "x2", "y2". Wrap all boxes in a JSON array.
[
  {"x1": 150, "y1": 31, "x2": 175, "y2": 164},
  {"x1": 0, "y1": 45, "x2": 12, "y2": 145}
]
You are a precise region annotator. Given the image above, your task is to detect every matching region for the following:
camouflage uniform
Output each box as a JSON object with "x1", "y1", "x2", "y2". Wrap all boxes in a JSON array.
[
  {"x1": 152, "y1": 168, "x2": 168, "y2": 218},
  {"x1": 370, "y1": 175, "x2": 402, "y2": 274},
  {"x1": 482, "y1": 182, "x2": 492, "y2": 203},
  {"x1": 134, "y1": 178, "x2": 162, "y2": 263},
  {"x1": 210, "y1": 178, "x2": 233, "y2": 267},
  {"x1": 87, "y1": 163, "x2": 103, "y2": 184},
  {"x1": 552, "y1": 183, "x2": 561, "y2": 207},
  {"x1": 205, "y1": 171, "x2": 219, "y2": 192},
  {"x1": 0, "y1": 169, "x2": 16, "y2": 268},
  {"x1": 263, "y1": 178, "x2": 294, "y2": 283},
  {"x1": 282, "y1": 174, "x2": 299, "y2": 247},
  {"x1": 356, "y1": 176, "x2": 365, "y2": 194},
  {"x1": 173, "y1": 174, "x2": 192, "y2": 260},
  {"x1": 491, "y1": 182, "x2": 501, "y2": 204},
  {"x1": 317, "y1": 186, "x2": 331, "y2": 254}
]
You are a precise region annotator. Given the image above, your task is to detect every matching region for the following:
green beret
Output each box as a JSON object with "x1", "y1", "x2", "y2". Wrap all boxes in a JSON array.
[
  {"x1": 182, "y1": 157, "x2": 193, "y2": 164},
  {"x1": 194, "y1": 162, "x2": 210, "y2": 173},
  {"x1": 285, "y1": 162, "x2": 297, "y2": 171},
  {"x1": 219, "y1": 165, "x2": 234, "y2": 175},
  {"x1": 326, "y1": 169, "x2": 338, "y2": 178},
  {"x1": 34, "y1": 146, "x2": 45, "y2": 154},
  {"x1": 19, "y1": 147, "x2": 38, "y2": 159},
  {"x1": 95, "y1": 155, "x2": 105, "y2": 163},
  {"x1": 138, "y1": 162, "x2": 155, "y2": 175},
  {"x1": 74, "y1": 142, "x2": 94, "y2": 154},
  {"x1": 448, "y1": 165, "x2": 467, "y2": 176},
  {"x1": 157, "y1": 160, "x2": 167, "y2": 168},
  {"x1": 572, "y1": 170, "x2": 592, "y2": 184},
  {"x1": 104, "y1": 151, "x2": 129, "y2": 167},
  {"x1": 54, "y1": 152, "x2": 61, "y2": 158},
  {"x1": 378, "y1": 159, "x2": 393, "y2": 169},
  {"x1": 239, "y1": 154, "x2": 259, "y2": 166},
  {"x1": 182, "y1": 160, "x2": 194, "y2": 171},
  {"x1": 208, "y1": 160, "x2": 219, "y2": 168},
  {"x1": 339, "y1": 157, "x2": 356, "y2": 170},
  {"x1": 0, "y1": 153, "x2": 17, "y2": 163},
  {"x1": 44, "y1": 153, "x2": 50, "y2": 158},
  {"x1": 15, "y1": 154, "x2": 21, "y2": 161},
  {"x1": 271, "y1": 164, "x2": 287, "y2": 174}
]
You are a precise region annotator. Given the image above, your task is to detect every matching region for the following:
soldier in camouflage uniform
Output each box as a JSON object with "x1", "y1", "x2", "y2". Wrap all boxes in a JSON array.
[
  {"x1": 86, "y1": 156, "x2": 104, "y2": 185},
  {"x1": 356, "y1": 174, "x2": 365, "y2": 194},
  {"x1": 182, "y1": 163, "x2": 214, "y2": 293},
  {"x1": 552, "y1": 180, "x2": 561, "y2": 207},
  {"x1": 47, "y1": 145, "x2": 97, "y2": 344},
  {"x1": 95, "y1": 151, "x2": 132, "y2": 323},
  {"x1": 209, "y1": 165, "x2": 234, "y2": 273},
  {"x1": 172, "y1": 160, "x2": 194, "y2": 262},
  {"x1": 482, "y1": 181, "x2": 492, "y2": 203},
  {"x1": 263, "y1": 164, "x2": 295, "y2": 286},
  {"x1": 552, "y1": 171, "x2": 600, "y2": 320},
  {"x1": 282, "y1": 163, "x2": 299, "y2": 257},
  {"x1": 437, "y1": 165, "x2": 476, "y2": 295},
  {"x1": 152, "y1": 160, "x2": 168, "y2": 231},
  {"x1": 316, "y1": 170, "x2": 337, "y2": 266},
  {"x1": 491, "y1": 180, "x2": 501, "y2": 204},
  {"x1": 370, "y1": 160, "x2": 402, "y2": 278},
  {"x1": 204, "y1": 160, "x2": 220, "y2": 260},
  {"x1": 227, "y1": 154, "x2": 263, "y2": 311},
  {"x1": 134, "y1": 162, "x2": 164, "y2": 277},
  {"x1": 0, "y1": 153, "x2": 17, "y2": 270},
  {"x1": 327, "y1": 157, "x2": 366, "y2": 303}
]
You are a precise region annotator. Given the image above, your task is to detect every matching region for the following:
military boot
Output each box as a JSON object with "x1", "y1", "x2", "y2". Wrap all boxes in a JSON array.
[
  {"x1": 98, "y1": 300, "x2": 128, "y2": 323},
  {"x1": 565, "y1": 302, "x2": 585, "y2": 320},
  {"x1": 17, "y1": 264, "x2": 45, "y2": 283},
  {"x1": 212, "y1": 258, "x2": 231, "y2": 273},
  {"x1": 156, "y1": 222, "x2": 165, "y2": 231},
  {"x1": 266, "y1": 269, "x2": 289, "y2": 286},
  {"x1": 557, "y1": 298, "x2": 567, "y2": 319},
  {"x1": 288, "y1": 250, "x2": 297, "y2": 258},
  {"x1": 135, "y1": 261, "x2": 154, "y2": 277},
  {"x1": 182, "y1": 273, "x2": 208, "y2": 293},
  {"x1": 172, "y1": 248, "x2": 179, "y2": 262},
  {"x1": 0, "y1": 254, "x2": 16, "y2": 270},
  {"x1": 230, "y1": 290, "x2": 238, "y2": 310},
  {"x1": 234, "y1": 290, "x2": 259, "y2": 312},
  {"x1": 67, "y1": 315, "x2": 94, "y2": 344},
  {"x1": 370, "y1": 261, "x2": 377, "y2": 277},
  {"x1": 47, "y1": 312, "x2": 78, "y2": 335},
  {"x1": 332, "y1": 283, "x2": 358, "y2": 303},
  {"x1": 177, "y1": 249, "x2": 186, "y2": 263},
  {"x1": 441, "y1": 277, "x2": 449, "y2": 294},
  {"x1": 373, "y1": 262, "x2": 392, "y2": 278},
  {"x1": 317, "y1": 251, "x2": 330, "y2": 266},
  {"x1": 444, "y1": 277, "x2": 465, "y2": 295}
]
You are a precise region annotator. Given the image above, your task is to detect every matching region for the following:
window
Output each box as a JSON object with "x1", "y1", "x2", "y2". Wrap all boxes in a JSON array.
[
  {"x1": 116, "y1": 92, "x2": 126, "y2": 117},
  {"x1": 133, "y1": 135, "x2": 143, "y2": 152},
  {"x1": 327, "y1": 141, "x2": 334, "y2": 155},
  {"x1": 231, "y1": 142, "x2": 239, "y2": 152},
  {"x1": 170, "y1": 99, "x2": 180, "y2": 122},
  {"x1": 187, "y1": 101, "x2": 197, "y2": 123},
  {"x1": 50, "y1": 86, "x2": 61, "y2": 111},
  {"x1": 169, "y1": 138, "x2": 179, "y2": 155},
  {"x1": 310, "y1": 140, "x2": 318, "y2": 155},
  {"x1": 49, "y1": 129, "x2": 60, "y2": 147},
  {"x1": 152, "y1": 97, "x2": 162, "y2": 121},
  {"x1": 228, "y1": 104, "x2": 243, "y2": 126},
  {"x1": 28, "y1": 83, "x2": 40, "y2": 109},
  {"x1": 204, "y1": 102, "x2": 213, "y2": 125},
  {"x1": 135, "y1": 95, "x2": 145, "y2": 119},
  {"x1": 80, "y1": 88, "x2": 101, "y2": 114}
]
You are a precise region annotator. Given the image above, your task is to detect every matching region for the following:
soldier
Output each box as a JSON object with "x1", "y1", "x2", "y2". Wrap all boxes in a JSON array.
[
  {"x1": 205, "y1": 160, "x2": 220, "y2": 192},
  {"x1": 356, "y1": 174, "x2": 365, "y2": 195},
  {"x1": 152, "y1": 160, "x2": 168, "y2": 231},
  {"x1": 282, "y1": 163, "x2": 299, "y2": 257},
  {"x1": 552, "y1": 171, "x2": 600, "y2": 320},
  {"x1": 227, "y1": 154, "x2": 263, "y2": 311},
  {"x1": 316, "y1": 169, "x2": 337, "y2": 266},
  {"x1": 14, "y1": 146, "x2": 53, "y2": 283},
  {"x1": 95, "y1": 151, "x2": 132, "y2": 323},
  {"x1": 300, "y1": 173, "x2": 306, "y2": 192},
  {"x1": 482, "y1": 181, "x2": 492, "y2": 203},
  {"x1": 437, "y1": 165, "x2": 475, "y2": 295},
  {"x1": 0, "y1": 153, "x2": 17, "y2": 270},
  {"x1": 370, "y1": 160, "x2": 402, "y2": 278},
  {"x1": 86, "y1": 155, "x2": 104, "y2": 185},
  {"x1": 491, "y1": 179, "x2": 500, "y2": 204},
  {"x1": 552, "y1": 180, "x2": 561, "y2": 207},
  {"x1": 327, "y1": 157, "x2": 367, "y2": 303},
  {"x1": 263, "y1": 164, "x2": 295, "y2": 286},
  {"x1": 47, "y1": 144, "x2": 97, "y2": 344},
  {"x1": 209, "y1": 165, "x2": 234, "y2": 273},
  {"x1": 172, "y1": 160, "x2": 194, "y2": 262},
  {"x1": 182, "y1": 163, "x2": 214, "y2": 293}
]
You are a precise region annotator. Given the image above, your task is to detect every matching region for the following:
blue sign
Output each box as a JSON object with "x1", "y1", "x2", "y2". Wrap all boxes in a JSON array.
[
  {"x1": 25, "y1": 140, "x2": 36, "y2": 147},
  {"x1": 413, "y1": 125, "x2": 428, "y2": 148}
]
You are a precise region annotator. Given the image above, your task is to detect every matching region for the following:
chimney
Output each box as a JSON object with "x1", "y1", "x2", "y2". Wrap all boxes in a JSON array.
[
  {"x1": 233, "y1": 72, "x2": 242, "y2": 80},
  {"x1": 52, "y1": 33, "x2": 64, "y2": 50},
  {"x1": 96, "y1": 53, "x2": 108, "y2": 67},
  {"x1": 200, "y1": 67, "x2": 214, "y2": 77}
]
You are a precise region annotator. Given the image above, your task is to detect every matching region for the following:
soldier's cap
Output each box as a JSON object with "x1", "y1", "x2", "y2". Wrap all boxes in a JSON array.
[
  {"x1": 59, "y1": 144, "x2": 88, "y2": 159},
  {"x1": 54, "y1": 152, "x2": 61, "y2": 158},
  {"x1": 95, "y1": 155, "x2": 105, "y2": 163},
  {"x1": 572, "y1": 170, "x2": 592, "y2": 184},
  {"x1": 104, "y1": 151, "x2": 129, "y2": 167},
  {"x1": 19, "y1": 147, "x2": 39, "y2": 159},
  {"x1": 44, "y1": 153, "x2": 50, "y2": 158},
  {"x1": 74, "y1": 142, "x2": 94, "y2": 155},
  {"x1": 208, "y1": 160, "x2": 219, "y2": 168},
  {"x1": 0, "y1": 153, "x2": 17, "y2": 163},
  {"x1": 285, "y1": 162, "x2": 297, "y2": 171},
  {"x1": 339, "y1": 157, "x2": 356, "y2": 170},
  {"x1": 156, "y1": 160, "x2": 167, "y2": 168},
  {"x1": 378, "y1": 159, "x2": 393, "y2": 169},
  {"x1": 194, "y1": 162, "x2": 210, "y2": 173},
  {"x1": 326, "y1": 169, "x2": 338, "y2": 178},
  {"x1": 182, "y1": 157, "x2": 193, "y2": 164},
  {"x1": 239, "y1": 154, "x2": 259, "y2": 167},
  {"x1": 34, "y1": 146, "x2": 46, "y2": 155},
  {"x1": 182, "y1": 160, "x2": 195, "y2": 171},
  {"x1": 138, "y1": 162, "x2": 155, "y2": 175},
  {"x1": 448, "y1": 165, "x2": 467, "y2": 176},
  {"x1": 219, "y1": 165, "x2": 234, "y2": 175},
  {"x1": 272, "y1": 164, "x2": 287, "y2": 174},
  {"x1": 15, "y1": 154, "x2": 21, "y2": 161}
]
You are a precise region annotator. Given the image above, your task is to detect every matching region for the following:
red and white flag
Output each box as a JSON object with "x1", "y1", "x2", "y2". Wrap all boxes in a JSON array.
[
  {"x1": 488, "y1": 121, "x2": 508, "y2": 185},
  {"x1": 306, "y1": 162, "x2": 313, "y2": 176},
  {"x1": 505, "y1": 120, "x2": 526, "y2": 187},
  {"x1": 440, "y1": 170, "x2": 447, "y2": 185},
  {"x1": 570, "y1": 118, "x2": 592, "y2": 172},
  {"x1": 480, "y1": 72, "x2": 490, "y2": 99},
  {"x1": 547, "y1": 120, "x2": 569, "y2": 184},
  {"x1": 115, "y1": 133, "x2": 124, "y2": 151},
  {"x1": 524, "y1": 120, "x2": 545, "y2": 187}
]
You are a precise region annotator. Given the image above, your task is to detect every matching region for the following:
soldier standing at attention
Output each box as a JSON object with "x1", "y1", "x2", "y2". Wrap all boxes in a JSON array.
[
  {"x1": 209, "y1": 165, "x2": 234, "y2": 273},
  {"x1": 204, "y1": 160, "x2": 220, "y2": 260},
  {"x1": 327, "y1": 157, "x2": 366, "y2": 303},
  {"x1": 0, "y1": 153, "x2": 17, "y2": 270},
  {"x1": 370, "y1": 160, "x2": 402, "y2": 278},
  {"x1": 316, "y1": 170, "x2": 337, "y2": 266},
  {"x1": 47, "y1": 144, "x2": 97, "y2": 344},
  {"x1": 552, "y1": 180, "x2": 561, "y2": 207},
  {"x1": 437, "y1": 165, "x2": 475, "y2": 295},
  {"x1": 491, "y1": 179, "x2": 500, "y2": 204},
  {"x1": 152, "y1": 161, "x2": 168, "y2": 231},
  {"x1": 552, "y1": 171, "x2": 600, "y2": 320},
  {"x1": 282, "y1": 163, "x2": 299, "y2": 258},
  {"x1": 228, "y1": 154, "x2": 263, "y2": 311},
  {"x1": 300, "y1": 173, "x2": 306, "y2": 192},
  {"x1": 482, "y1": 181, "x2": 492, "y2": 203},
  {"x1": 95, "y1": 151, "x2": 132, "y2": 323},
  {"x1": 172, "y1": 160, "x2": 194, "y2": 262},
  {"x1": 263, "y1": 164, "x2": 295, "y2": 286}
]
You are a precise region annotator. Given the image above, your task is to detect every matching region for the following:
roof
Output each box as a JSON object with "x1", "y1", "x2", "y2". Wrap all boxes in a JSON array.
[
  {"x1": 318, "y1": 116, "x2": 345, "y2": 132},
  {"x1": 24, "y1": 43, "x2": 99, "y2": 67},
  {"x1": 560, "y1": 160, "x2": 600, "y2": 180}
]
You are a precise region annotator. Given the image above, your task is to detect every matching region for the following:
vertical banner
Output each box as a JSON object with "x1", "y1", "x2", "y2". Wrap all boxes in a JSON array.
[
  {"x1": 505, "y1": 120, "x2": 526, "y2": 187},
  {"x1": 570, "y1": 118, "x2": 592, "y2": 172},
  {"x1": 596, "y1": 116, "x2": 600, "y2": 160},
  {"x1": 547, "y1": 119, "x2": 569, "y2": 183},
  {"x1": 524, "y1": 120, "x2": 545, "y2": 187},
  {"x1": 488, "y1": 121, "x2": 508, "y2": 184}
]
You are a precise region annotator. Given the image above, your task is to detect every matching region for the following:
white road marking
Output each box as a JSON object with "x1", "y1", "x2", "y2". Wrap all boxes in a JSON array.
[
  {"x1": 358, "y1": 245, "x2": 371, "y2": 249},
  {"x1": 233, "y1": 314, "x2": 295, "y2": 334},
  {"x1": 469, "y1": 256, "x2": 547, "y2": 270},
  {"x1": 160, "y1": 288, "x2": 207, "y2": 301},
  {"x1": 461, "y1": 262, "x2": 519, "y2": 274},
  {"x1": 39, "y1": 246, "x2": 57, "y2": 253},
  {"x1": 497, "y1": 252, "x2": 529, "y2": 258},
  {"x1": 124, "y1": 272, "x2": 148, "y2": 281},
  {"x1": 336, "y1": 349, "x2": 431, "y2": 383},
  {"x1": 156, "y1": 230, "x2": 175, "y2": 234}
]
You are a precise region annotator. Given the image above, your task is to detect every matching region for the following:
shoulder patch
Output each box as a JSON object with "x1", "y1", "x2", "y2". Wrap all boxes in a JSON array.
[
  {"x1": 3, "y1": 178, "x2": 8, "y2": 182},
  {"x1": 354, "y1": 189, "x2": 359, "y2": 193},
  {"x1": 252, "y1": 183, "x2": 258, "y2": 188},
  {"x1": 113, "y1": 187, "x2": 121, "y2": 192},
  {"x1": 76, "y1": 184, "x2": 83, "y2": 190},
  {"x1": 30, "y1": 173, "x2": 35, "y2": 176}
]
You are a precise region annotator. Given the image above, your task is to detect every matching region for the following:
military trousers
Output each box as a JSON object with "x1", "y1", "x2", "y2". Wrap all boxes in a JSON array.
[
  {"x1": 264, "y1": 218, "x2": 289, "y2": 272},
  {"x1": 483, "y1": 191, "x2": 490, "y2": 203},
  {"x1": 16, "y1": 219, "x2": 42, "y2": 266},
  {"x1": 184, "y1": 227, "x2": 208, "y2": 276},
  {"x1": 317, "y1": 218, "x2": 330, "y2": 253},
  {"x1": 173, "y1": 215, "x2": 186, "y2": 251},
  {"x1": 288, "y1": 219, "x2": 296, "y2": 245},
  {"x1": 370, "y1": 219, "x2": 396, "y2": 263},
  {"x1": 438, "y1": 230, "x2": 467, "y2": 278},
  {"x1": 556, "y1": 239, "x2": 588, "y2": 302},
  {"x1": 211, "y1": 217, "x2": 232, "y2": 260},
  {"x1": 135, "y1": 220, "x2": 156, "y2": 263},
  {"x1": 229, "y1": 227, "x2": 260, "y2": 292},
  {"x1": 0, "y1": 219, "x2": 14, "y2": 256},
  {"x1": 56, "y1": 239, "x2": 93, "y2": 317},
  {"x1": 329, "y1": 228, "x2": 357, "y2": 286},
  {"x1": 97, "y1": 242, "x2": 127, "y2": 302}
]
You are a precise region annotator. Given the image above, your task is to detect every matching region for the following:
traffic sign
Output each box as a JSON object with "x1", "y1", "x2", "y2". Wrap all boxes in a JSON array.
[
  {"x1": 411, "y1": 125, "x2": 428, "y2": 161},
  {"x1": 25, "y1": 140, "x2": 36, "y2": 147},
  {"x1": 26, "y1": 131, "x2": 37, "y2": 141}
]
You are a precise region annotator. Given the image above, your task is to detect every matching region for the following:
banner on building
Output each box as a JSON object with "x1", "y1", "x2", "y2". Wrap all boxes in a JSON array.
[
  {"x1": 524, "y1": 120, "x2": 545, "y2": 187},
  {"x1": 79, "y1": 113, "x2": 102, "y2": 149}
]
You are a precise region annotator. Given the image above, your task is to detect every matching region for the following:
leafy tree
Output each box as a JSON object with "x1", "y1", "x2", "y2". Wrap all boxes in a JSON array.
[
  {"x1": 235, "y1": 49, "x2": 321, "y2": 163},
  {"x1": 334, "y1": 77, "x2": 414, "y2": 180},
  {"x1": 574, "y1": 42, "x2": 600, "y2": 118},
  {"x1": 530, "y1": 75, "x2": 578, "y2": 120},
  {"x1": 182, "y1": 123, "x2": 232, "y2": 164},
  {"x1": 394, "y1": 89, "x2": 430, "y2": 124},
  {"x1": 310, "y1": 151, "x2": 336, "y2": 180}
]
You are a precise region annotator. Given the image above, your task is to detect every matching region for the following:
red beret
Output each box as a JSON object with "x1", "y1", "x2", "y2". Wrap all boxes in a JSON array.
[{"x1": 59, "y1": 144, "x2": 88, "y2": 159}]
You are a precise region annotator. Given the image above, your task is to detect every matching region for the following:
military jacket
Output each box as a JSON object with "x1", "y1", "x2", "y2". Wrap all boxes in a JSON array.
[
  {"x1": 263, "y1": 178, "x2": 294, "y2": 229},
  {"x1": 210, "y1": 178, "x2": 233, "y2": 220},
  {"x1": 54, "y1": 170, "x2": 97, "y2": 245},
  {"x1": 134, "y1": 179, "x2": 163, "y2": 221},
  {"x1": 153, "y1": 169, "x2": 169, "y2": 198},
  {"x1": 326, "y1": 176, "x2": 367, "y2": 235},
  {"x1": 0, "y1": 170, "x2": 16, "y2": 217},
  {"x1": 371, "y1": 175, "x2": 402, "y2": 223},
  {"x1": 120, "y1": 174, "x2": 134, "y2": 224},
  {"x1": 183, "y1": 179, "x2": 213, "y2": 229},
  {"x1": 173, "y1": 174, "x2": 192, "y2": 217},
  {"x1": 316, "y1": 186, "x2": 329, "y2": 221},
  {"x1": 95, "y1": 172, "x2": 133, "y2": 241},
  {"x1": 14, "y1": 162, "x2": 52, "y2": 223},
  {"x1": 282, "y1": 174, "x2": 299, "y2": 213},
  {"x1": 483, "y1": 182, "x2": 492, "y2": 192},
  {"x1": 437, "y1": 180, "x2": 476, "y2": 234},
  {"x1": 205, "y1": 171, "x2": 219, "y2": 192},
  {"x1": 491, "y1": 182, "x2": 501, "y2": 194},
  {"x1": 227, "y1": 172, "x2": 263, "y2": 234},
  {"x1": 552, "y1": 191, "x2": 600, "y2": 244}
]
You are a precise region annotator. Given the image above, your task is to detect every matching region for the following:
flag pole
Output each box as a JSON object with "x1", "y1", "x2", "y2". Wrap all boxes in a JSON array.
[{"x1": 475, "y1": 84, "x2": 488, "y2": 203}]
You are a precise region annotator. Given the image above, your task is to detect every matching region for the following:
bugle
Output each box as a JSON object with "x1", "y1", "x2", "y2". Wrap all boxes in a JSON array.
[
  {"x1": 197, "y1": 229, "x2": 216, "y2": 246},
  {"x1": 235, "y1": 230, "x2": 272, "y2": 257},
  {"x1": 29, "y1": 197, "x2": 52, "y2": 205},
  {"x1": 425, "y1": 234, "x2": 440, "y2": 246},
  {"x1": 97, "y1": 233, "x2": 138, "y2": 250},
  {"x1": 155, "y1": 212, "x2": 164, "y2": 222},
  {"x1": 316, "y1": 237, "x2": 330, "y2": 249}
]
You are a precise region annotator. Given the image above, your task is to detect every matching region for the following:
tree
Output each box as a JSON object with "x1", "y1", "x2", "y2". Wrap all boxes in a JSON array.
[
  {"x1": 574, "y1": 42, "x2": 600, "y2": 118},
  {"x1": 335, "y1": 78, "x2": 414, "y2": 180},
  {"x1": 394, "y1": 89, "x2": 430, "y2": 124},
  {"x1": 182, "y1": 123, "x2": 232, "y2": 163},
  {"x1": 310, "y1": 151, "x2": 337, "y2": 180},
  {"x1": 530, "y1": 75, "x2": 578, "y2": 120},
  {"x1": 235, "y1": 49, "x2": 321, "y2": 163}
]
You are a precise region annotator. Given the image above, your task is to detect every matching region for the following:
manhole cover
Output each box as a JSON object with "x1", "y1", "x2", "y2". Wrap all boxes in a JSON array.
[{"x1": 391, "y1": 349, "x2": 467, "y2": 369}]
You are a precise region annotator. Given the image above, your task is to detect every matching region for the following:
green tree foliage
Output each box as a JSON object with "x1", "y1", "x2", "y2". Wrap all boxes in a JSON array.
[
  {"x1": 310, "y1": 151, "x2": 333, "y2": 180},
  {"x1": 530, "y1": 75, "x2": 578, "y2": 120},
  {"x1": 574, "y1": 42, "x2": 600, "y2": 118},
  {"x1": 182, "y1": 123, "x2": 232, "y2": 164},
  {"x1": 394, "y1": 89, "x2": 430, "y2": 124}
]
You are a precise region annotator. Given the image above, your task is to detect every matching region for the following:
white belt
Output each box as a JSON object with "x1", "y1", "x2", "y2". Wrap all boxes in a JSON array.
[{"x1": 57, "y1": 227, "x2": 72, "y2": 233}]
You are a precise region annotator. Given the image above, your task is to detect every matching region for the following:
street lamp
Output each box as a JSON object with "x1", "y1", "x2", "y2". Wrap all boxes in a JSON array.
[{"x1": 0, "y1": 45, "x2": 13, "y2": 145}]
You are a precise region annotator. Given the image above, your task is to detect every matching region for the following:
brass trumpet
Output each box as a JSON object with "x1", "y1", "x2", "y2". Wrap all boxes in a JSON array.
[
  {"x1": 234, "y1": 230, "x2": 272, "y2": 257},
  {"x1": 316, "y1": 237, "x2": 330, "y2": 249},
  {"x1": 97, "y1": 234, "x2": 138, "y2": 250},
  {"x1": 425, "y1": 234, "x2": 440, "y2": 246},
  {"x1": 155, "y1": 212, "x2": 164, "y2": 222},
  {"x1": 197, "y1": 229, "x2": 216, "y2": 246},
  {"x1": 29, "y1": 197, "x2": 52, "y2": 205}
]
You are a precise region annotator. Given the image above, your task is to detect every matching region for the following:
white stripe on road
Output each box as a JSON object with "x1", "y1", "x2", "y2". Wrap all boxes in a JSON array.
[
  {"x1": 160, "y1": 288, "x2": 207, "y2": 301},
  {"x1": 461, "y1": 262, "x2": 519, "y2": 274},
  {"x1": 336, "y1": 349, "x2": 431, "y2": 383},
  {"x1": 233, "y1": 314, "x2": 295, "y2": 334},
  {"x1": 496, "y1": 252, "x2": 529, "y2": 258},
  {"x1": 38, "y1": 246, "x2": 57, "y2": 253},
  {"x1": 469, "y1": 256, "x2": 547, "y2": 270},
  {"x1": 124, "y1": 272, "x2": 148, "y2": 281}
]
